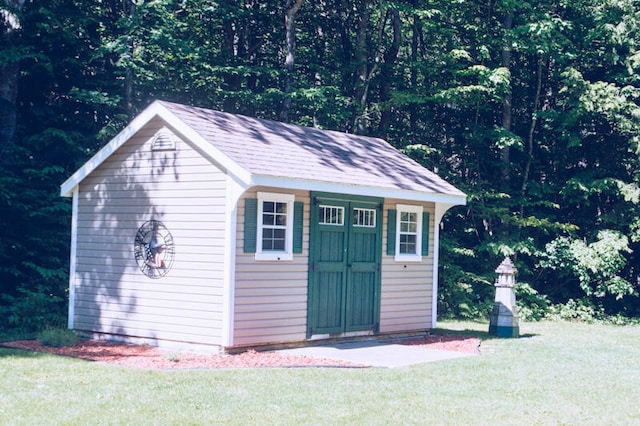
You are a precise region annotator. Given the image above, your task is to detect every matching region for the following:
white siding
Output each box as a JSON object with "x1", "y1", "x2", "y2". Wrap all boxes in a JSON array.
[
  {"x1": 73, "y1": 118, "x2": 226, "y2": 347},
  {"x1": 232, "y1": 188, "x2": 309, "y2": 346},
  {"x1": 379, "y1": 200, "x2": 435, "y2": 333}
]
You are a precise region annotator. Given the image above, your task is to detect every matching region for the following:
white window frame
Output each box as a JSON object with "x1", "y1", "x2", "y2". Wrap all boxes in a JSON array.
[
  {"x1": 395, "y1": 204, "x2": 423, "y2": 262},
  {"x1": 256, "y1": 192, "x2": 295, "y2": 261},
  {"x1": 319, "y1": 205, "x2": 345, "y2": 226},
  {"x1": 353, "y1": 207, "x2": 376, "y2": 228}
]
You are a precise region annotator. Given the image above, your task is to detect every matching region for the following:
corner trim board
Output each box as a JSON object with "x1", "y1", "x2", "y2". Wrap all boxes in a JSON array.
[
  {"x1": 222, "y1": 175, "x2": 247, "y2": 347},
  {"x1": 431, "y1": 203, "x2": 457, "y2": 328},
  {"x1": 67, "y1": 189, "x2": 79, "y2": 329}
]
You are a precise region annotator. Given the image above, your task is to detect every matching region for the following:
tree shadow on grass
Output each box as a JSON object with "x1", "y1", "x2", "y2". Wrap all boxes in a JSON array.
[
  {"x1": 0, "y1": 345, "x2": 50, "y2": 359},
  {"x1": 0, "y1": 330, "x2": 37, "y2": 342},
  {"x1": 432, "y1": 326, "x2": 538, "y2": 341}
]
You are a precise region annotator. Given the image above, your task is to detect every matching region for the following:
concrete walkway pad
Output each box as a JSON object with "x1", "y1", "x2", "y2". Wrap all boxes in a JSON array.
[{"x1": 277, "y1": 341, "x2": 473, "y2": 368}]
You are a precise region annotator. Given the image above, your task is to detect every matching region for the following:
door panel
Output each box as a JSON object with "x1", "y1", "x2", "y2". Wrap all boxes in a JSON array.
[
  {"x1": 345, "y1": 271, "x2": 376, "y2": 329},
  {"x1": 346, "y1": 204, "x2": 380, "y2": 331},
  {"x1": 308, "y1": 194, "x2": 382, "y2": 337},
  {"x1": 315, "y1": 271, "x2": 344, "y2": 331},
  {"x1": 308, "y1": 199, "x2": 349, "y2": 335},
  {"x1": 318, "y1": 229, "x2": 345, "y2": 263}
]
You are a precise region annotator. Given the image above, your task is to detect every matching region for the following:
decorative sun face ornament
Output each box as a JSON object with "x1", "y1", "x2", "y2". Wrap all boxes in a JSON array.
[{"x1": 133, "y1": 220, "x2": 175, "y2": 279}]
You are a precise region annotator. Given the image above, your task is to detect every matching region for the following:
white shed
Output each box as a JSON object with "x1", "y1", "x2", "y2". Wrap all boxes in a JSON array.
[{"x1": 60, "y1": 100, "x2": 466, "y2": 352}]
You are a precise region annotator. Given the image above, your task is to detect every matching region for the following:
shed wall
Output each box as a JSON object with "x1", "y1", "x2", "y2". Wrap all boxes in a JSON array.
[
  {"x1": 72, "y1": 118, "x2": 227, "y2": 347},
  {"x1": 233, "y1": 188, "x2": 310, "y2": 346},
  {"x1": 380, "y1": 199, "x2": 435, "y2": 333},
  {"x1": 231, "y1": 191, "x2": 435, "y2": 347}
]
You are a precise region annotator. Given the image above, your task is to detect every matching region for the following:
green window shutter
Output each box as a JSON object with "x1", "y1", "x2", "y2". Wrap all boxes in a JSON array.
[
  {"x1": 244, "y1": 198, "x2": 257, "y2": 253},
  {"x1": 293, "y1": 201, "x2": 304, "y2": 253},
  {"x1": 421, "y1": 212, "x2": 430, "y2": 256},
  {"x1": 386, "y1": 209, "x2": 397, "y2": 255}
]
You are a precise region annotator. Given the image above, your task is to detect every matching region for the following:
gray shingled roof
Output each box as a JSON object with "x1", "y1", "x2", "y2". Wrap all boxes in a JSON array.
[{"x1": 158, "y1": 101, "x2": 465, "y2": 198}]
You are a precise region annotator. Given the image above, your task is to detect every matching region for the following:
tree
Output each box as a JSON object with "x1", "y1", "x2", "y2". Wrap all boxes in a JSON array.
[
  {"x1": 0, "y1": 0, "x2": 26, "y2": 148},
  {"x1": 3, "y1": 0, "x2": 640, "y2": 331},
  {"x1": 279, "y1": 0, "x2": 304, "y2": 122}
]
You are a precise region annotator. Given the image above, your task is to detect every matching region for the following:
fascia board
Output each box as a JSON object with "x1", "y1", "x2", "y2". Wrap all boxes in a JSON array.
[
  {"x1": 154, "y1": 103, "x2": 253, "y2": 186},
  {"x1": 61, "y1": 101, "x2": 253, "y2": 197},
  {"x1": 251, "y1": 175, "x2": 467, "y2": 206}
]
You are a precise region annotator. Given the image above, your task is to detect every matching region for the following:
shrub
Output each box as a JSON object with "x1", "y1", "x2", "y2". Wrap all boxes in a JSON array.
[
  {"x1": 38, "y1": 328, "x2": 79, "y2": 347},
  {"x1": 438, "y1": 261, "x2": 494, "y2": 320},
  {"x1": 538, "y1": 231, "x2": 634, "y2": 300},
  {"x1": 545, "y1": 299, "x2": 640, "y2": 325},
  {"x1": 516, "y1": 282, "x2": 549, "y2": 321},
  {"x1": 0, "y1": 289, "x2": 66, "y2": 333},
  {"x1": 547, "y1": 298, "x2": 601, "y2": 323}
]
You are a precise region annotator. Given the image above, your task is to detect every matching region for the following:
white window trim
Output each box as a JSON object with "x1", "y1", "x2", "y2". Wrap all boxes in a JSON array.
[
  {"x1": 395, "y1": 204, "x2": 423, "y2": 262},
  {"x1": 256, "y1": 192, "x2": 295, "y2": 261},
  {"x1": 319, "y1": 204, "x2": 345, "y2": 226},
  {"x1": 353, "y1": 207, "x2": 376, "y2": 228}
]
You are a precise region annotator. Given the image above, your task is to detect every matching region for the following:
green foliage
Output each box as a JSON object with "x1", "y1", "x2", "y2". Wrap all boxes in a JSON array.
[
  {"x1": 515, "y1": 282, "x2": 549, "y2": 321},
  {"x1": 0, "y1": 143, "x2": 72, "y2": 333},
  {"x1": 437, "y1": 235, "x2": 494, "y2": 320},
  {"x1": 0, "y1": 289, "x2": 66, "y2": 333},
  {"x1": 2, "y1": 0, "x2": 640, "y2": 326},
  {"x1": 546, "y1": 298, "x2": 638, "y2": 325},
  {"x1": 539, "y1": 231, "x2": 634, "y2": 300},
  {"x1": 38, "y1": 327, "x2": 79, "y2": 347},
  {"x1": 547, "y1": 298, "x2": 603, "y2": 323}
]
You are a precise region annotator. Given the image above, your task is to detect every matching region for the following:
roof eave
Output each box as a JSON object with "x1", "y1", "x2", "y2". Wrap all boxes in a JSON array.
[{"x1": 250, "y1": 175, "x2": 467, "y2": 206}]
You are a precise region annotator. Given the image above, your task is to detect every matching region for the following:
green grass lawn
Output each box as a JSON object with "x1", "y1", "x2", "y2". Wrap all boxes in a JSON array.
[{"x1": 1, "y1": 321, "x2": 639, "y2": 425}]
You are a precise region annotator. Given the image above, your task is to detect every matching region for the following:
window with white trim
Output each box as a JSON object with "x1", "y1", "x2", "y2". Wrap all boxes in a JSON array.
[
  {"x1": 256, "y1": 192, "x2": 295, "y2": 260},
  {"x1": 395, "y1": 204, "x2": 423, "y2": 262}
]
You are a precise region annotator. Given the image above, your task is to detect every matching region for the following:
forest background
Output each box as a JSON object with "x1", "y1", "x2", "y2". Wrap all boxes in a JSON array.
[{"x1": 2, "y1": 0, "x2": 640, "y2": 332}]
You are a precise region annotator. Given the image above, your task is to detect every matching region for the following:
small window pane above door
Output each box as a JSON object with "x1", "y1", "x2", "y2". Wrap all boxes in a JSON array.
[
  {"x1": 353, "y1": 208, "x2": 376, "y2": 228},
  {"x1": 319, "y1": 205, "x2": 344, "y2": 225}
]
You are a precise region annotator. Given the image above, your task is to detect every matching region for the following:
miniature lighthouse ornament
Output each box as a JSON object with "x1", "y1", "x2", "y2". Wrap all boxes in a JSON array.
[{"x1": 488, "y1": 257, "x2": 520, "y2": 338}]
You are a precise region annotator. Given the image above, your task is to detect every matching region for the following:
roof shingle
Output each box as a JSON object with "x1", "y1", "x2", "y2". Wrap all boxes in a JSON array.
[{"x1": 158, "y1": 101, "x2": 465, "y2": 198}]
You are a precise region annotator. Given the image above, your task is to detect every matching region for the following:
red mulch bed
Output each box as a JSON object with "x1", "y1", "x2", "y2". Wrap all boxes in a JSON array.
[{"x1": 1, "y1": 334, "x2": 479, "y2": 370}]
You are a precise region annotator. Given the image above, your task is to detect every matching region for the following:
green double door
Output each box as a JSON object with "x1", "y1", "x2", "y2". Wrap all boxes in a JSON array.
[{"x1": 307, "y1": 192, "x2": 382, "y2": 337}]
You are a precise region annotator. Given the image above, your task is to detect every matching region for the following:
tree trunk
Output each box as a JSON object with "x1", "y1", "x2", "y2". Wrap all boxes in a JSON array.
[
  {"x1": 520, "y1": 58, "x2": 544, "y2": 216},
  {"x1": 221, "y1": 2, "x2": 239, "y2": 112},
  {"x1": 377, "y1": 9, "x2": 401, "y2": 138},
  {"x1": 409, "y1": 5, "x2": 424, "y2": 136},
  {"x1": 124, "y1": 0, "x2": 136, "y2": 118},
  {"x1": 279, "y1": 0, "x2": 304, "y2": 122},
  {"x1": 500, "y1": 12, "x2": 513, "y2": 185},
  {"x1": 336, "y1": 6, "x2": 353, "y2": 96},
  {"x1": 354, "y1": 4, "x2": 371, "y2": 134},
  {"x1": 0, "y1": 0, "x2": 26, "y2": 150}
]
